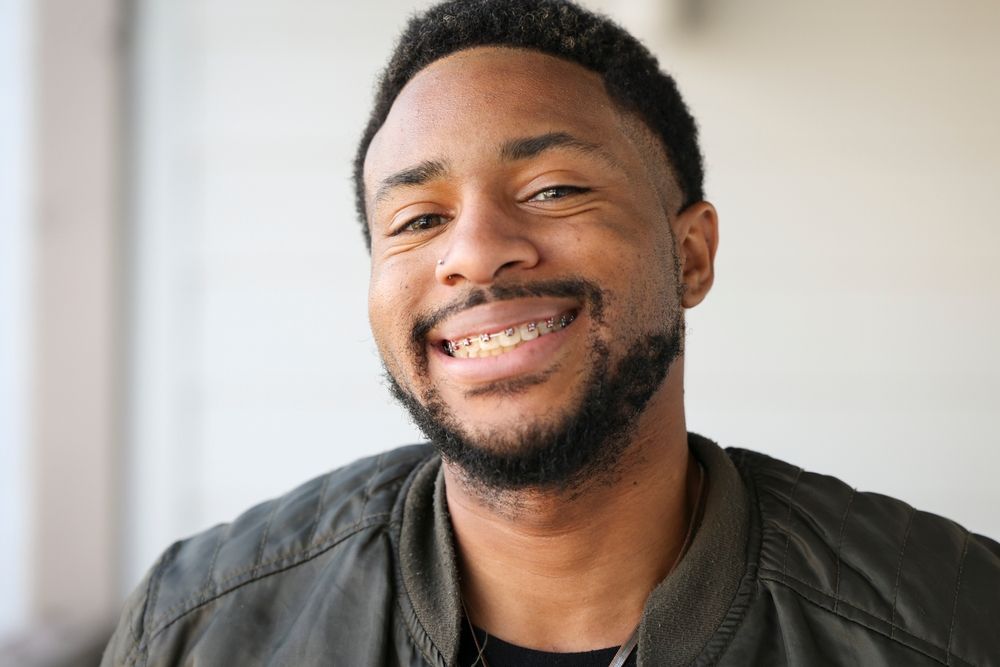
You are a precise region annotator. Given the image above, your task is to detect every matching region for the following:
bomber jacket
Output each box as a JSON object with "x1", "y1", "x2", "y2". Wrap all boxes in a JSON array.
[{"x1": 102, "y1": 435, "x2": 1000, "y2": 666}]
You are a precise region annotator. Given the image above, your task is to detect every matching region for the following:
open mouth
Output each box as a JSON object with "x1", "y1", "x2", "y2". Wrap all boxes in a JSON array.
[{"x1": 441, "y1": 309, "x2": 578, "y2": 359}]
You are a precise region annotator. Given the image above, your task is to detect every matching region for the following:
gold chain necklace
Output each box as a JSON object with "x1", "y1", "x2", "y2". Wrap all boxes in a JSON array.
[{"x1": 464, "y1": 461, "x2": 706, "y2": 667}]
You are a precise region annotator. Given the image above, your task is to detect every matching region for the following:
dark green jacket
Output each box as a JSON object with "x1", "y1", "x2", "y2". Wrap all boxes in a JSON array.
[{"x1": 102, "y1": 435, "x2": 1000, "y2": 666}]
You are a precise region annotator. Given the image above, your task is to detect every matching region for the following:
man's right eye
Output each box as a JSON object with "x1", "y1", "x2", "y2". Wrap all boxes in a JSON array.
[{"x1": 397, "y1": 213, "x2": 446, "y2": 234}]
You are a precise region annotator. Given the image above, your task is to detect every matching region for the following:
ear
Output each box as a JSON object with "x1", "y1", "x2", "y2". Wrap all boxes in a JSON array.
[{"x1": 673, "y1": 202, "x2": 719, "y2": 308}]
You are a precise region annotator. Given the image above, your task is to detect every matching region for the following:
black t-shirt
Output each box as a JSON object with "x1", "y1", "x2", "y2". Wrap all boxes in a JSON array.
[{"x1": 457, "y1": 623, "x2": 638, "y2": 667}]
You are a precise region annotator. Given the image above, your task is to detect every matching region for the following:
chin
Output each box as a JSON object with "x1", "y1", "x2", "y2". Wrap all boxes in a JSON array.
[{"x1": 456, "y1": 412, "x2": 576, "y2": 455}]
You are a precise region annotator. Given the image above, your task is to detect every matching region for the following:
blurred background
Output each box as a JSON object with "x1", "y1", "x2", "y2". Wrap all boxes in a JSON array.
[{"x1": 2, "y1": 0, "x2": 998, "y2": 663}]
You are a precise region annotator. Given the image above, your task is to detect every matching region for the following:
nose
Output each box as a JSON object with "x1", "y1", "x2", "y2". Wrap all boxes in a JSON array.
[{"x1": 435, "y1": 201, "x2": 540, "y2": 286}]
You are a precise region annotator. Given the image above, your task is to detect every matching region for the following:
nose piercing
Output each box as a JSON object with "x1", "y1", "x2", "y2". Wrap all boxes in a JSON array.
[{"x1": 437, "y1": 259, "x2": 445, "y2": 266}]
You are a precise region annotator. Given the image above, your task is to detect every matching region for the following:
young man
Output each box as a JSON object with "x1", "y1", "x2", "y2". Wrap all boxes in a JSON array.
[{"x1": 103, "y1": 1, "x2": 1000, "y2": 665}]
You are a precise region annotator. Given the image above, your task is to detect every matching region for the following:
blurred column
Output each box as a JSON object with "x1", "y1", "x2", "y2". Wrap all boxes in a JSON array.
[
  {"x1": 0, "y1": 0, "x2": 34, "y2": 642},
  {"x1": 31, "y1": 0, "x2": 124, "y2": 628}
]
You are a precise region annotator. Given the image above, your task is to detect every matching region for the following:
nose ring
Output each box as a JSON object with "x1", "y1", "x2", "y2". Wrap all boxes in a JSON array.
[{"x1": 437, "y1": 259, "x2": 445, "y2": 266}]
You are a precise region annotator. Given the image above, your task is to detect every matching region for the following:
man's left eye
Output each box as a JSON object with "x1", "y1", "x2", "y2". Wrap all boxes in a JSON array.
[{"x1": 529, "y1": 185, "x2": 587, "y2": 202}]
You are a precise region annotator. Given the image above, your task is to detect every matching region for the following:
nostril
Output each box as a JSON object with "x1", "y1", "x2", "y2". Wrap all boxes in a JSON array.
[{"x1": 497, "y1": 260, "x2": 521, "y2": 273}]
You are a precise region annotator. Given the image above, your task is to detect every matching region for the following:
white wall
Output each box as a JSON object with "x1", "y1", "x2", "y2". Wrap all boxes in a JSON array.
[
  {"x1": 644, "y1": 0, "x2": 1000, "y2": 538},
  {"x1": 127, "y1": 0, "x2": 1000, "y2": 589}
]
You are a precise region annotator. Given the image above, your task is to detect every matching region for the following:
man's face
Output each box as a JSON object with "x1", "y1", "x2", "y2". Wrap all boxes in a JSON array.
[{"x1": 364, "y1": 48, "x2": 689, "y2": 488}]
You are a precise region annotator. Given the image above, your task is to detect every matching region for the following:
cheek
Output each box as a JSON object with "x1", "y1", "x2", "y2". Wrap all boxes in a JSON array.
[
  {"x1": 368, "y1": 262, "x2": 429, "y2": 378},
  {"x1": 553, "y1": 214, "x2": 662, "y2": 288},
  {"x1": 368, "y1": 257, "x2": 422, "y2": 323},
  {"x1": 566, "y1": 222, "x2": 677, "y2": 330},
  {"x1": 367, "y1": 294, "x2": 411, "y2": 390},
  {"x1": 367, "y1": 279, "x2": 391, "y2": 345}
]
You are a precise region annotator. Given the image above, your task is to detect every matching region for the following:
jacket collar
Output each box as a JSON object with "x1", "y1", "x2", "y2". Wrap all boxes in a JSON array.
[{"x1": 398, "y1": 434, "x2": 750, "y2": 666}]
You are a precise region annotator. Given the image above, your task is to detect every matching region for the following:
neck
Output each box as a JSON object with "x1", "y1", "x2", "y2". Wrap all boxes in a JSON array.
[{"x1": 445, "y1": 370, "x2": 697, "y2": 653}]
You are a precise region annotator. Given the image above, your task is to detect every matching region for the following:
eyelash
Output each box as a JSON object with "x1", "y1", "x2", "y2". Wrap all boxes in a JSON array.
[
  {"x1": 391, "y1": 185, "x2": 589, "y2": 236},
  {"x1": 529, "y1": 185, "x2": 589, "y2": 201},
  {"x1": 394, "y1": 213, "x2": 447, "y2": 235}
]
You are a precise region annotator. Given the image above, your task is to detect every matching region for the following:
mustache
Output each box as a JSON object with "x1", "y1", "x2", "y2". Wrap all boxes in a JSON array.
[{"x1": 410, "y1": 278, "x2": 605, "y2": 346}]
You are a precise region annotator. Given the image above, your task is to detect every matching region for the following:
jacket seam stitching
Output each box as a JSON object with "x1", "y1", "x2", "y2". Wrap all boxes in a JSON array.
[
  {"x1": 199, "y1": 525, "x2": 226, "y2": 597},
  {"x1": 251, "y1": 499, "x2": 280, "y2": 578},
  {"x1": 832, "y1": 487, "x2": 857, "y2": 614},
  {"x1": 358, "y1": 452, "x2": 386, "y2": 520},
  {"x1": 945, "y1": 529, "x2": 971, "y2": 665},
  {"x1": 139, "y1": 512, "x2": 393, "y2": 652},
  {"x1": 889, "y1": 504, "x2": 915, "y2": 639},
  {"x1": 781, "y1": 467, "x2": 804, "y2": 579},
  {"x1": 124, "y1": 542, "x2": 178, "y2": 667},
  {"x1": 123, "y1": 542, "x2": 177, "y2": 667},
  {"x1": 759, "y1": 568, "x2": 977, "y2": 667},
  {"x1": 303, "y1": 473, "x2": 332, "y2": 549}
]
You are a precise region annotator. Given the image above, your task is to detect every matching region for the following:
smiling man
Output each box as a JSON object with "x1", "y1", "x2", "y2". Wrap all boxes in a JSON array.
[{"x1": 103, "y1": 1, "x2": 1000, "y2": 666}]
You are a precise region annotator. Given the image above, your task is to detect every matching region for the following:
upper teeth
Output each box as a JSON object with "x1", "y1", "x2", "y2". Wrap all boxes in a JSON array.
[{"x1": 445, "y1": 312, "x2": 576, "y2": 358}]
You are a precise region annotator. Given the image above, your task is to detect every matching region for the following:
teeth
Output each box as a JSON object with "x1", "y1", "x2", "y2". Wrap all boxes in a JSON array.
[
  {"x1": 497, "y1": 327, "x2": 521, "y2": 347},
  {"x1": 479, "y1": 332, "x2": 500, "y2": 350},
  {"x1": 444, "y1": 312, "x2": 576, "y2": 358}
]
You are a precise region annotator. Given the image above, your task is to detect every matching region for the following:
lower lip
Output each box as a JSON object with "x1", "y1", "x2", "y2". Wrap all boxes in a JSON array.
[{"x1": 430, "y1": 321, "x2": 578, "y2": 385}]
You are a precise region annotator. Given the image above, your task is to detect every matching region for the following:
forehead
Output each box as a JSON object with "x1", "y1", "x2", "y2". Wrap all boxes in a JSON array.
[{"x1": 363, "y1": 47, "x2": 629, "y2": 192}]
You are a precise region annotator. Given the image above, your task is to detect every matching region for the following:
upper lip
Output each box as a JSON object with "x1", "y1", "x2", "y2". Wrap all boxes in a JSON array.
[{"x1": 428, "y1": 298, "x2": 580, "y2": 343}]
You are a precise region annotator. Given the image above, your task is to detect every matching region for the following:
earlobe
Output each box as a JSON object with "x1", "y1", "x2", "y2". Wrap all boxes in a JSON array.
[{"x1": 674, "y1": 202, "x2": 719, "y2": 308}]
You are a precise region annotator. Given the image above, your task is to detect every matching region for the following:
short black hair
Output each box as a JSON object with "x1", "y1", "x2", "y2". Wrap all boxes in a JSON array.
[{"x1": 353, "y1": 0, "x2": 704, "y2": 248}]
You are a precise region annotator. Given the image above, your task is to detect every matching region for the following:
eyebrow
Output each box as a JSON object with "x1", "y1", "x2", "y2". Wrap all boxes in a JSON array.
[
  {"x1": 371, "y1": 132, "x2": 619, "y2": 210},
  {"x1": 498, "y1": 131, "x2": 616, "y2": 166},
  {"x1": 373, "y1": 159, "x2": 449, "y2": 207}
]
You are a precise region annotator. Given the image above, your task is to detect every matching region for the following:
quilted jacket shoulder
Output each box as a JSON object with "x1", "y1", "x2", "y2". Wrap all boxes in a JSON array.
[
  {"x1": 101, "y1": 444, "x2": 434, "y2": 667},
  {"x1": 733, "y1": 448, "x2": 1000, "y2": 667}
]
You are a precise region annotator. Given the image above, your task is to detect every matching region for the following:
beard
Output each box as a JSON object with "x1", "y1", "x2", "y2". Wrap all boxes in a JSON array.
[{"x1": 385, "y1": 278, "x2": 684, "y2": 493}]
